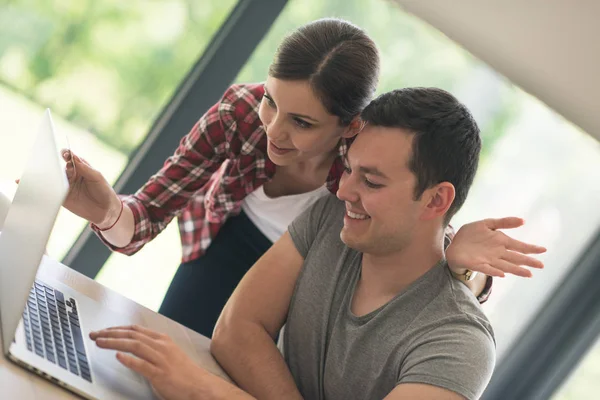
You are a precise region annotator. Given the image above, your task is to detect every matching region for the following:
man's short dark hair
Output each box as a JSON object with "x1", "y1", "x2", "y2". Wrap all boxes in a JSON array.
[{"x1": 360, "y1": 87, "x2": 481, "y2": 224}]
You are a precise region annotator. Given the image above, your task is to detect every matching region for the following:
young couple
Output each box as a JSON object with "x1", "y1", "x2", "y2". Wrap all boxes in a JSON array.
[{"x1": 63, "y1": 18, "x2": 545, "y2": 400}]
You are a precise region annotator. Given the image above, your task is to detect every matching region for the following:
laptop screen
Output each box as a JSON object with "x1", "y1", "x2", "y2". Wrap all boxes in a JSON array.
[{"x1": 0, "y1": 109, "x2": 69, "y2": 355}]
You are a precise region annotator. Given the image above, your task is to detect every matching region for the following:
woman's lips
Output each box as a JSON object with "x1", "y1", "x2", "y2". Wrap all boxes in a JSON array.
[{"x1": 269, "y1": 140, "x2": 294, "y2": 155}]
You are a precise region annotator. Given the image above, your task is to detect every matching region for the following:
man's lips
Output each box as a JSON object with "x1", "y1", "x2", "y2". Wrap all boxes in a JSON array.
[{"x1": 346, "y1": 209, "x2": 371, "y2": 220}]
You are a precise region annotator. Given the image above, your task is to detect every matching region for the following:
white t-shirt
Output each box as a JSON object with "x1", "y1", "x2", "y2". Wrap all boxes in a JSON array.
[{"x1": 241, "y1": 184, "x2": 330, "y2": 243}]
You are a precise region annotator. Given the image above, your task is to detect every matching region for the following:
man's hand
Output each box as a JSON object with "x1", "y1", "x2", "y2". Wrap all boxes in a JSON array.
[
  {"x1": 90, "y1": 325, "x2": 251, "y2": 400},
  {"x1": 446, "y1": 217, "x2": 547, "y2": 278}
]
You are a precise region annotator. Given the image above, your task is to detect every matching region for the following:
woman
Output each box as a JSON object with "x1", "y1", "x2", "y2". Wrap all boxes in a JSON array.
[{"x1": 62, "y1": 18, "x2": 543, "y2": 338}]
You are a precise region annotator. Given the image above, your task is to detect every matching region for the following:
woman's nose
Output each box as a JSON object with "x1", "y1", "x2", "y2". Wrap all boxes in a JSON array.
[{"x1": 266, "y1": 116, "x2": 287, "y2": 141}]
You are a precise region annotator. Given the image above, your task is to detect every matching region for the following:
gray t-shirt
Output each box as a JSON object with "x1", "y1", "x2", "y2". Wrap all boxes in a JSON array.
[{"x1": 284, "y1": 195, "x2": 496, "y2": 400}]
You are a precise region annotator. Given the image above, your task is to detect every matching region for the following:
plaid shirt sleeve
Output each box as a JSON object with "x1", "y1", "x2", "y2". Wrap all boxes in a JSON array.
[{"x1": 91, "y1": 86, "x2": 243, "y2": 255}]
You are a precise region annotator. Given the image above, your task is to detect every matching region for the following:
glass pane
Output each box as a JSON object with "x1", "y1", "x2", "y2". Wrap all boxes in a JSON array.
[
  {"x1": 553, "y1": 336, "x2": 600, "y2": 400},
  {"x1": 237, "y1": 0, "x2": 600, "y2": 360},
  {"x1": 96, "y1": 0, "x2": 600, "y2": 324},
  {"x1": 0, "y1": 0, "x2": 236, "y2": 305}
]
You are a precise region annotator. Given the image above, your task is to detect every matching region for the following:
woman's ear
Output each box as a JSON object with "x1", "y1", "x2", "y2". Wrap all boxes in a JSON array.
[{"x1": 341, "y1": 117, "x2": 367, "y2": 139}]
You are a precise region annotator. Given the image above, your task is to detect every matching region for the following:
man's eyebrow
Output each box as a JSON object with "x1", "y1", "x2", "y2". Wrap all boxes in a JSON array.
[
  {"x1": 359, "y1": 166, "x2": 389, "y2": 179},
  {"x1": 263, "y1": 86, "x2": 320, "y2": 123}
]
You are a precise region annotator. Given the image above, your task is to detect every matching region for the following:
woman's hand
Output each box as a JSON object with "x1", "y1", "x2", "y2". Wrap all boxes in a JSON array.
[
  {"x1": 91, "y1": 325, "x2": 234, "y2": 400},
  {"x1": 61, "y1": 150, "x2": 122, "y2": 227},
  {"x1": 446, "y1": 217, "x2": 546, "y2": 278}
]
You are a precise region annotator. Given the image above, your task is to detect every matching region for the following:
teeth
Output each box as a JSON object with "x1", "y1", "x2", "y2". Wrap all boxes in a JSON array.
[{"x1": 347, "y1": 210, "x2": 370, "y2": 220}]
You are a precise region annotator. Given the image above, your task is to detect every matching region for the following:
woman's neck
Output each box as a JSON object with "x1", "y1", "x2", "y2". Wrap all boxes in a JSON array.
[{"x1": 266, "y1": 147, "x2": 338, "y2": 198}]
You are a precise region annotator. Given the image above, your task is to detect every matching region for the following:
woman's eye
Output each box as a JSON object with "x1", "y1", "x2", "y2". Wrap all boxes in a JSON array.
[
  {"x1": 263, "y1": 94, "x2": 276, "y2": 108},
  {"x1": 294, "y1": 118, "x2": 312, "y2": 129},
  {"x1": 364, "y1": 179, "x2": 384, "y2": 189}
]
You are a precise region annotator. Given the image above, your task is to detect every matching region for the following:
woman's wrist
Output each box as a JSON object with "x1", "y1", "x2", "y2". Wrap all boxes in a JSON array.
[
  {"x1": 97, "y1": 196, "x2": 124, "y2": 231},
  {"x1": 445, "y1": 243, "x2": 467, "y2": 274}
]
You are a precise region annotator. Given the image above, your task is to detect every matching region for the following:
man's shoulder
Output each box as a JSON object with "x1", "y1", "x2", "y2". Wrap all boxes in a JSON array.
[
  {"x1": 408, "y1": 274, "x2": 495, "y2": 348},
  {"x1": 310, "y1": 195, "x2": 346, "y2": 237}
]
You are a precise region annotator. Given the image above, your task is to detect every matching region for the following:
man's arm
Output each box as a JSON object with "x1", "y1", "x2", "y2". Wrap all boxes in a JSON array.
[
  {"x1": 384, "y1": 383, "x2": 465, "y2": 400},
  {"x1": 211, "y1": 231, "x2": 304, "y2": 400},
  {"x1": 392, "y1": 317, "x2": 495, "y2": 400}
]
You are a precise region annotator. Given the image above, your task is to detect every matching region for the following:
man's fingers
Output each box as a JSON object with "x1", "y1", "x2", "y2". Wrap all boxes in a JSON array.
[
  {"x1": 491, "y1": 259, "x2": 532, "y2": 278},
  {"x1": 115, "y1": 352, "x2": 161, "y2": 380},
  {"x1": 95, "y1": 337, "x2": 164, "y2": 366},
  {"x1": 502, "y1": 250, "x2": 544, "y2": 269},
  {"x1": 506, "y1": 237, "x2": 547, "y2": 254},
  {"x1": 90, "y1": 328, "x2": 158, "y2": 347},
  {"x1": 128, "y1": 324, "x2": 165, "y2": 339},
  {"x1": 485, "y1": 217, "x2": 524, "y2": 230},
  {"x1": 93, "y1": 325, "x2": 163, "y2": 340}
]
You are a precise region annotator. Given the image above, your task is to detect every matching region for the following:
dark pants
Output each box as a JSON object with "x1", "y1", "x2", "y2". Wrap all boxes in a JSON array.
[{"x1": 158, "y1": 211, "x2": 272, "y2": 338}]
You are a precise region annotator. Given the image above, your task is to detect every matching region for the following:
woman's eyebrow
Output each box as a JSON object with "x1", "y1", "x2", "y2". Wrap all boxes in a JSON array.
[
  {"x1": 289, "y1": 112, "x2": 319, "y2": 123},
  {"x1": 263, "y1": 85, "x2": 320, "y2": 123}
]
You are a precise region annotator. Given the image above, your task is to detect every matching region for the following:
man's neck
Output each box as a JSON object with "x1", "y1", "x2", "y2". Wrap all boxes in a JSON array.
[{"x1": 360, "y1": 231, "x2": 446, "y2": 298}]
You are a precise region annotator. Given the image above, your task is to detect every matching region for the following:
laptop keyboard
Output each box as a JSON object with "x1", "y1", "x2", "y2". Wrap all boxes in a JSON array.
[{"x1": 22, "y1": 280, "x2": 92, "y2": 382}]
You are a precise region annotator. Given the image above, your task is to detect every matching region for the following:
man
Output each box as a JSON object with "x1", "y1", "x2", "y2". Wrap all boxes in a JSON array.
[{"x1": 91, "y1": 87, "x2": 545, "y2": 400}]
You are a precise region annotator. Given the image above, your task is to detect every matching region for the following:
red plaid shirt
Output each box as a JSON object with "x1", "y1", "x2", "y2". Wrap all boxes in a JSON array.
[
  {"x1": 93, "y1": 83, "x2": 347, "y2": 261},
  {"x1": 92, "y1": 83, "x2": 492, "y2": 303}
]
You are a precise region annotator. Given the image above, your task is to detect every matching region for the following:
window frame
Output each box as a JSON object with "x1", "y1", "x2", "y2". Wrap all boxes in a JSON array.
[
  {"x1": 60, "y1": 1, "x2": 600, "y2": 398},
  {"x1": 62, "y1": 0, "x2": 289, "y2": 277},
  {"x1": 483, "y1": 228, "x2": 600, "y2": 399}
]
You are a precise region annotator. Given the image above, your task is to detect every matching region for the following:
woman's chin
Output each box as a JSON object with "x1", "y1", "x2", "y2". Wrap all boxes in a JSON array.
[{"x1": 267, "y1": 148, "x2": 296, "y2": 165}]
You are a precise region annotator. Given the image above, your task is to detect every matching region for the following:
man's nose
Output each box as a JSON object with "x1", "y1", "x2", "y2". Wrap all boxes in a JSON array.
[{"x1": 337, "y1": 171, "x2": 359, "y2": 203}]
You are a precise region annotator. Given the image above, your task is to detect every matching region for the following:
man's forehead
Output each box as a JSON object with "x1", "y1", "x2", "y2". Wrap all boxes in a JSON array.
[{"x1": 349, "y1": 126, "x2": 413, "y2": 164}]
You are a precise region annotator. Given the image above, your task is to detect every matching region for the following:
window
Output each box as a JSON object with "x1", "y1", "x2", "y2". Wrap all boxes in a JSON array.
[
  {"x1": 237, "y1": 0, "x2": 600, "y2": 361},
  {"x1": 553, "y1": 336, "x2": 600, "y2": 400},
  {"x1": 60, "y1": 0, "x2": 600, "y2": 342},
  {"x1": 0, "y1": 0, "x2": 236, "y2": 310}
]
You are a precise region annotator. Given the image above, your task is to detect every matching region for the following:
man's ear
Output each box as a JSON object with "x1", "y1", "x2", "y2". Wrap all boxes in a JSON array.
[
  {"x1": 341, "y1": 117, "x2": 366, "y2": 139},
  {"x1": 420, "y1": 182, "x2": 455, "y2": 221}
]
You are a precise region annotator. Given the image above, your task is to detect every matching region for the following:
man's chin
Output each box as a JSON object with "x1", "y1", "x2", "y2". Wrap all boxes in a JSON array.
[{"x1": 340, "y1": 230, "x2": 367, "y2": 252}]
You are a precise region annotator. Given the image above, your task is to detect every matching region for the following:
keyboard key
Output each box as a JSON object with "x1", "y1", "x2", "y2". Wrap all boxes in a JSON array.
[
  {"x1": 58, "y1": 357, "x2": 67, "y2": 370},
  {"x1": 81, "y1": 366, "x2": 92, "y2": 376},
  {"x1": 68, "y1": 363, "x2": 78, "y2": 375},
  {"x1": 77, "y1": 352, "x2": 88, "y2": 365},
  {"x1": 54, "y1": 290, "x2": 65, "y2": 303},
  {"x1": 70, "y1": 325, "x2": 86, "y2": 355}
]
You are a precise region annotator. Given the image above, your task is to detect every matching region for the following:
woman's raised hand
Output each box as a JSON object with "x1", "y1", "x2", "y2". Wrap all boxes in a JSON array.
[
  {"x1": 446, "y1": 217, "x2": 547, "y2": 278},
  {"x1": 61, "y1": 150, "x2": 122, "y2": 228}
]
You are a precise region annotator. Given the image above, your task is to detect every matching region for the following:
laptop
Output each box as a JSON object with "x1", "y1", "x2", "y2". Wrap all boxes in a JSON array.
[{"x1": 0, "y1": 110, "x2": 156, "y2": 399}]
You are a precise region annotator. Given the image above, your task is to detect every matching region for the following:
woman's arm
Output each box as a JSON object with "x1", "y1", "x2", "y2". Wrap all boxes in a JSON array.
[
  {"x1": 446, "y1": 217, "x2": 546, "y2": 300},
  {"x1": 63, "y1": 86, "x2": 250, "y2": 254}
]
